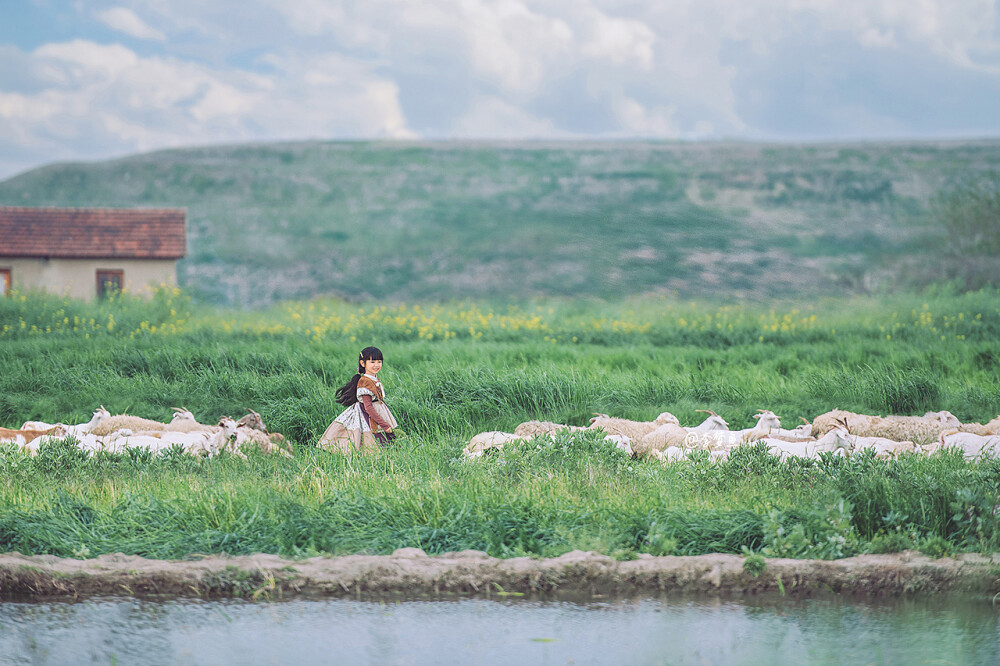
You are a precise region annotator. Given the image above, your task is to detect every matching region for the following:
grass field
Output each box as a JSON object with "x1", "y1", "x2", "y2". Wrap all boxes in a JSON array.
[{"x1": 1, "y1": 288, "x2": 999, "y2": 561}]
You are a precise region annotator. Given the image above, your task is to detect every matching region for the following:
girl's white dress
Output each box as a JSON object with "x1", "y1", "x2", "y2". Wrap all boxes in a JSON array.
[{"x1": 318, "y1": 374, "x2": 397, "y2": 454}]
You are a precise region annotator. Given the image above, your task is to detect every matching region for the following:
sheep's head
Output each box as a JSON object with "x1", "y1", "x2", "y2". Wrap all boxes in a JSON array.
[
  {"x1": 792, "y1": 417, "x2": 813, "y2": 435},
  {"x1": 816, "y1": 426, "x2": 852, "y2": 452},
  {"x1": 49, "y1": 425, "x2": 68, "y2": 437},
  {"x1": 170, "y1": 407, "x2": 197, "y2": 423},
  {"x1": 236, "y1": 409, "x2": 266, "y2": 431},
  {"x1": 655, "y1": 412, "x2": 680, "y2": 426},
  {"x1": 695, "y1": 409, "x2": 729, "y2": 429},
  {"x1": 934, "y1": 410, "x2": 961, "y2": 427},
  {"x1": 218, "y1": 417, "x2": 238, "y2": 436},
  {"x1": 589, "y1": 413, "x2": 610, "y2": 425},
  {"x1": 753, "y1": 409, "x2": 781, "y2": 428},
  {"x1": 94, "y1": 406, "x2": 111, "y2": 421}
]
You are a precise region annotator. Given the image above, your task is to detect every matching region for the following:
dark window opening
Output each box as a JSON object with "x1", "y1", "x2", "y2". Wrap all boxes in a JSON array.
[
  {"x1": 0, "y1": 269, "x2": 10, "y2": 297},
  {"x1": 96, "y1": 270, "x2": 124, "y2": 299}
]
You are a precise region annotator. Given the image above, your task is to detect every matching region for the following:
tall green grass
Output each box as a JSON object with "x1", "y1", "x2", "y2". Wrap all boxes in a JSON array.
[{"x1": 1, "y1": 289, "x2": 999, "y2": 559}]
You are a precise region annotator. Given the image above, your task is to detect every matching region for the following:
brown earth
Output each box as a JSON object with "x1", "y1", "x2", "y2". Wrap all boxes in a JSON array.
[{"x1": 2, "y1": 550, "x2": 999, "y2": 602}]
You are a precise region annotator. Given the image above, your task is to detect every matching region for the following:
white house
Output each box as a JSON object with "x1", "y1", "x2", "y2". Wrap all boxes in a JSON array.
[{"x1": 0, "y1": 206, "x2": 186, "y2": 301}]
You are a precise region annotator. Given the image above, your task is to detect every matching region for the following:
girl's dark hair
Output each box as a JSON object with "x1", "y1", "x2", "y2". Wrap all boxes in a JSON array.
[{"x1": 335, "y1": 346, "x2": 383, "y2": 406}]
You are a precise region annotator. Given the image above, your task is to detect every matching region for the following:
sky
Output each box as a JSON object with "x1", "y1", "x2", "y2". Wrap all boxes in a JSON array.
[{"x1": 1, "y1": 0, "x2": 999, "y2": 180}]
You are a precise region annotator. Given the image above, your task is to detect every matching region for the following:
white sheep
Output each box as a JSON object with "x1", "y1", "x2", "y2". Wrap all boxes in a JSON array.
[
  {"x1": 232, "y1": 422, "x2": 291, "y2": 457},
  {"x1": 936, "y1": 430, "x2": 1000, "y2": 460},
  {"x1": 587, "y1": 412, "x2": 679, "y2": 442},
  {"x1": 165, "y1": 407, "x2": 221, "y2": 433},
  {"x1": 755, "y1": 436, "x2": 849, "y2": 460},
  {"x1": 687, "y1": 410, "x2": 730, "y2": 433},
  {"x1": 682, "y1": 411, "x2": 781, "y2": 451},
  {"x1": 957, "y1": 415, "x2": 1000, "y2": 436},
  {"x1": 817, "y1": 422, "x2": 916, "y2": 459},
  {"x1": 232, "y1": 409, "x2": 291, "y2": 454},
  {"x1": 811, "y1": 409, "x2": 880, "y2": 437},
  {"x1": 21, "y1": 406, "x2": 110, "y2": 438},
  {"x1": 635, "y1": 422, "x2": 690, "y2": 458},
  {"x1": 602, "y1": 434, "x2": 634, "y2": 456},
  {"x1": 748, "y1": 412, "x2": 816, "y2": 442},
  {"x1": 651, "y1": 446, "x2": 686, "y2": 463},
  {"x1": 91, "y1": 414, "x2": 170, "y2": 437},
  {"x1": 463, "y1": 431, "x2": 524, "y2": 458},
  {"x1": 853, "y1": 414, "x2": 956, "y2": 446},
  {"x1": 922, "y1": 411, "x2": 962, "y2": 428},
  {"x1": 513, "y1": 421, "x2": 585, "y2": 438}
]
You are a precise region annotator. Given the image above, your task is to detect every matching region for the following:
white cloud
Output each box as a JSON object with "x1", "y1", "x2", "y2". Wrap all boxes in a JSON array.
[
  {"x1": 95, "y1": 7, "x2": 167, "y2": 42},
  {"x1": 450, "y1": 96, "x2": 566, "y2": 138},
  {"x1": 0, "y1": 40, "x2": 415, "y2": 177},
  {"x1": 613, "y1": 98, "x2": 680, "y2": 136},
  {"x1": 3, "y1": 0, "x2": 1000, "y2": 178}
]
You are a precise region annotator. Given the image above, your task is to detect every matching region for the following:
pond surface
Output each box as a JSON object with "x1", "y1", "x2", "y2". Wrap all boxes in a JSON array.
[{"x1": 2, "y1": 594, "x2": 998, "y2": 665}]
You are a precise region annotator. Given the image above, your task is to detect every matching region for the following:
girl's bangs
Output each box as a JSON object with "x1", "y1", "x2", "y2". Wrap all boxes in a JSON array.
[{"x1": 360, "y1": 346, "x2": 383, "y2": 361}]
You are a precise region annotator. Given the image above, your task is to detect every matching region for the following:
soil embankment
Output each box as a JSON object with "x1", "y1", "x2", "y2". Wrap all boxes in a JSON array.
[{"x1": 2, "y1": 550, "x2": 998, "y2": 601}]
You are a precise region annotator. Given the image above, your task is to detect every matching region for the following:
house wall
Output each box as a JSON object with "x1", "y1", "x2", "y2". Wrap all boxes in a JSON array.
[{"x1": 0, "y1": 257, "x2": 177, "y2": 301}]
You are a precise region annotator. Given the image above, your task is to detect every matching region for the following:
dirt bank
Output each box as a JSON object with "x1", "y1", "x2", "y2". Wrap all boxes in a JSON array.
[{"x1": 2, "y1": 550, "x2": 998, "y2": 602}]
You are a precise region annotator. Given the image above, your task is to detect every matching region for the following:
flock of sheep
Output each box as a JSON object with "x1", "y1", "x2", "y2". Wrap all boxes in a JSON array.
[
  {"x1": 6, "y1": 404, "x2": 1000, "y2": 464},
  {"x1": 464, "y1": 408, "x2": 1000, "y2": 462},
  {"x1": 0, "y1": 407, "x2": 291, "y2": 458}
]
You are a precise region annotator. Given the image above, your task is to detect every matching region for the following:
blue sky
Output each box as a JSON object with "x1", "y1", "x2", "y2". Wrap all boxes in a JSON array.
[{"x1": 1, "y1": 0, "x2": 999, "y2": 179}]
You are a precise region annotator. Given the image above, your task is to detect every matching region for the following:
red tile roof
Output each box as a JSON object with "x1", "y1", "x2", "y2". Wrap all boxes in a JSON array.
[{"x1": 0, "y1": 207, "x2": 186, "y2": 259}]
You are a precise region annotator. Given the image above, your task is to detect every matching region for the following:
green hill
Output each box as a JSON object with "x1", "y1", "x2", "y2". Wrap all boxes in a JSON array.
[{"x1": 2, "y1": 140, "x2": 998, "y2": 305}]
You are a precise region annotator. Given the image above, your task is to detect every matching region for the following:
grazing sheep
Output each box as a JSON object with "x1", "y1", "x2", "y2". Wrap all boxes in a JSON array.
[
  {"x1": 937, "y1": 430, "x2": 1000, "y2": 460},
  {"x1": 811, "y1": 410, "x2": 880, "y2": 437},
  {"x1": 687, "y1": 410, "x2": 729, "y2": 433},
  {"x1": 651, "y1": 446, "x2": 686, "y2": 463},
  {"x1": 922, "y1": 411, "x2": 962, "y2": 428},
  {"x1": 683, "y1": 411, "x2": 784, "y2": 451},
  {"x1": 234, "y1": 409, "x2": 291, "y2": 454},
  {"x1": 602, "y1": 434, "x2": 634, "y2": 456},
  {"x1": 958, "y1": 415, "x2": 1000, "y2": 436},
  {"x1": 232, "y1": 422, "x2": 291, "y2": 457},
  {"x1": 21, "y1": 406, "x2": 110, "y2": 437},
  {"x1": 749, "y1": 413, "x2": 816, "y2": 443},
  {"x1": 755, "y1": 436, "x2": 849, "y2": 460},
  {"x1": 513, "y1": 421, "x2": 585, "y2": 438},
  {"x1": 587, "y1": 412, "x2": 679, "y2": 442},
  {"x1": 91, "y1": 414, "x2": 170, "y2": 436},
  {"x1": 817, "y1": 422, "x2": 916, "y2": 459},
  {"x1": 1, "y1": 425, "x2": 67, "y2": 448},
  {"x1": 635, "y1": 422, "x2": 690, "y2": 458},
  {"x1": 463, "y1": 431, "x2": 524, "y2": 458},
  {"x1": 853, "y1": 414, "x2": 956, "y2": 446},
  {"x1": 165, "y1": 408, "x2": 220, "y2": 433},
  {"x1": 791, "y1": 418, "x2": 813, "y2": 439}
]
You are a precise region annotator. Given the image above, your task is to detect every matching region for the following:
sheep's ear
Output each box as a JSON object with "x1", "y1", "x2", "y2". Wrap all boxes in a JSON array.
[{"x1": 757, "y1": 409, "x2": 767, "y2": 413}]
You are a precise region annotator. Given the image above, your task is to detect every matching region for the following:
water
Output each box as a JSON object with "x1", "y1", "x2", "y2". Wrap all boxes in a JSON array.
[{"x1": 2, "y1": 595, "x2": 998, "y2": 665}]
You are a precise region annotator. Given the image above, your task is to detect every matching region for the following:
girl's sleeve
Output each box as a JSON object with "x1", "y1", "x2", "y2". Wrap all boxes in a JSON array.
[{"x1": 361, "y1": 394, "x2": 392, "y2": 430}]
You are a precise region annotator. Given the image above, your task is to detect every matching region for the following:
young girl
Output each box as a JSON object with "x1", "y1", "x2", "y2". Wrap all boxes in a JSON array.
[{"x1": 318, "y1": 346, "x2": 399, "y2": 454}]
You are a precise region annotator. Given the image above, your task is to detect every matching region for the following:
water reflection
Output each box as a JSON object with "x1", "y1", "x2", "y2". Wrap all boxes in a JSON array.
[{"x1": 1, "y1": 595, "x2": 998, "y2": 665}]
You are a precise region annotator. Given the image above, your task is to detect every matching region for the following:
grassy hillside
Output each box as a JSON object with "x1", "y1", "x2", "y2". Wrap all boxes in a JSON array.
[{"x1": 2, "y1": 140, "x2": 999, "y2": 305}]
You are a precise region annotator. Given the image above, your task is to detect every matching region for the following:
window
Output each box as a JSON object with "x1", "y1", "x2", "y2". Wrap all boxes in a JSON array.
[
  {"x1": 96, "y1": 270, "x2": 124, "y2": 299},
  {"x1": 0, "y1": 269, "x2": 10, "y2": 297}
]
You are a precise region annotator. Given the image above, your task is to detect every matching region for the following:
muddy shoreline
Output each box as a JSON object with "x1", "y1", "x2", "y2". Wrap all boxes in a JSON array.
[{"x1": 2, "y1": 549, "x2": 999, "y2": 602}]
